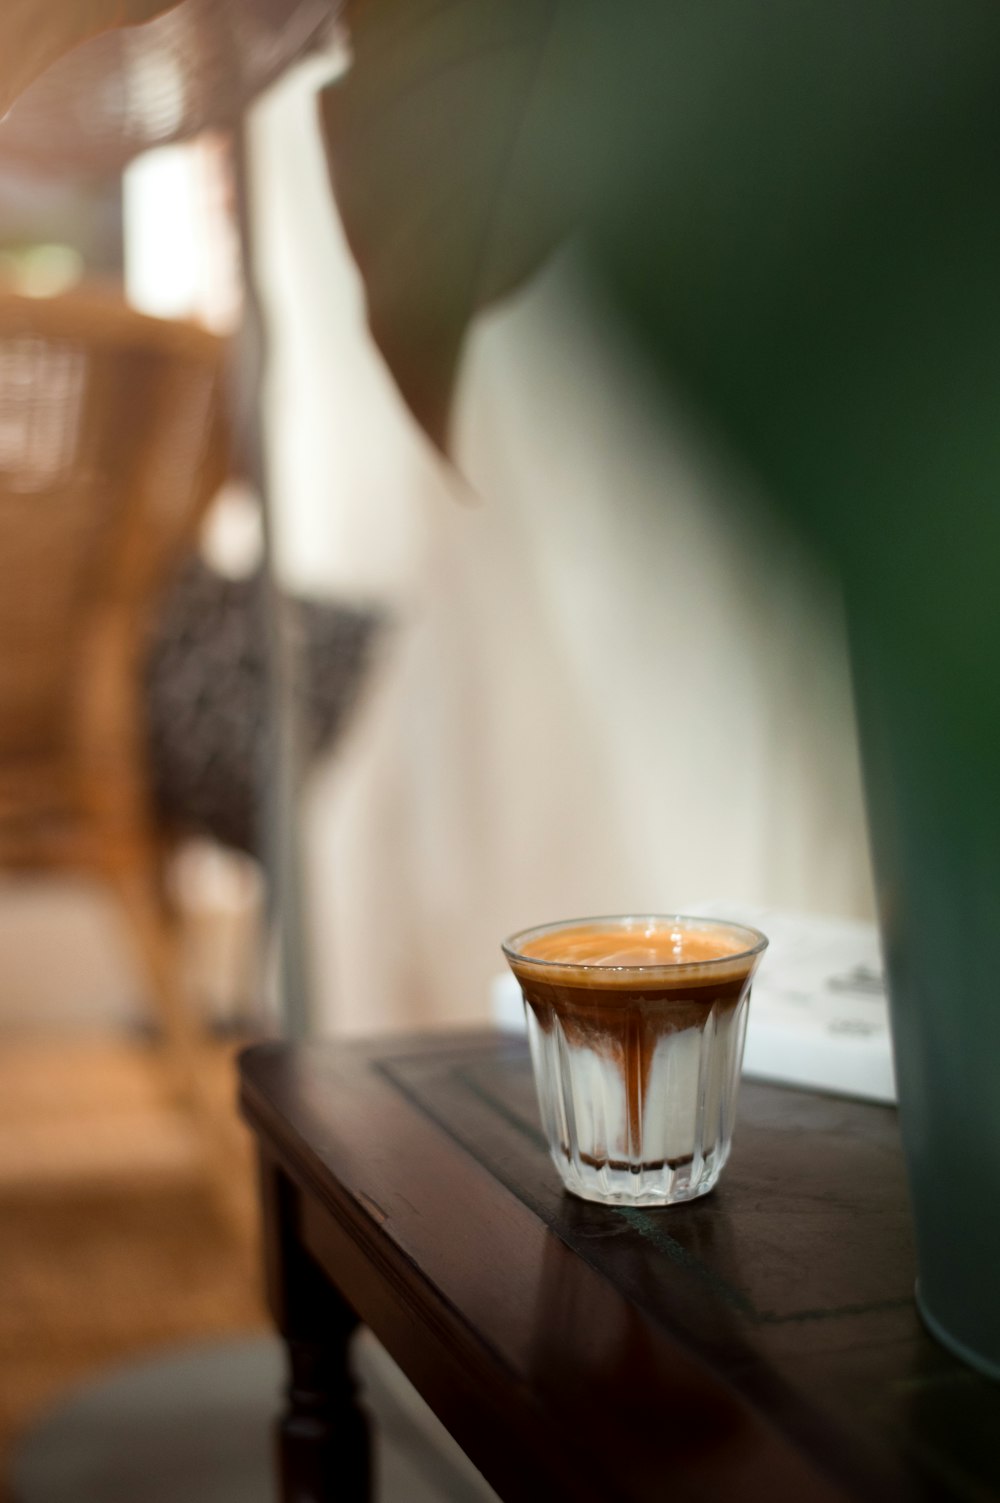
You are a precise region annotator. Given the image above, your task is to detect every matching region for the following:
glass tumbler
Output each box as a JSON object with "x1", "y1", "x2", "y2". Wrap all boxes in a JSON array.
[{"x1": 503, "y1": 914, "x2": 767, "y2": 1207}]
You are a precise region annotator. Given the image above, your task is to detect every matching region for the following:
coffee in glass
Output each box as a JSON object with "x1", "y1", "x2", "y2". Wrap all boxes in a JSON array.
[{"x1": 503, "y1": 914, "x2": 767, "y2": 1206}]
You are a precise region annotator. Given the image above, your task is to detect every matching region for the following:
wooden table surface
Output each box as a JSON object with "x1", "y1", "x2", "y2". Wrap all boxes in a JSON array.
[{"x1": 239, "y1": 1031, "x2": 1000, "y2": 1503}]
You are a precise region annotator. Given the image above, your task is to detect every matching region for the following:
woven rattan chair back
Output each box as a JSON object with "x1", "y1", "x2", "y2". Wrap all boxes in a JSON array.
[
  {"x1": 0, "y1": 287, "x2": 238, "y2": 1223},
  {"x1": 0, "y1": 287, "x2": 228, "y2": 866}
]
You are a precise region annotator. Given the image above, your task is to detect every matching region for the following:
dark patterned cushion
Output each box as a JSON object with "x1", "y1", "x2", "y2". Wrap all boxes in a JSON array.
[{"x1": 144, "y1": 557, "x2": 382, "y2": 856}]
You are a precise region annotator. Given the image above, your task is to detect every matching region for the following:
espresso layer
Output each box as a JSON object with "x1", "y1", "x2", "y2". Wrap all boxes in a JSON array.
[
  {"x1": 516, "y1": 920, "x2": 748, "y2": 969},
  {"x1": 506, "y1": 919, "x2": 761, "y2": 1164},
  {"x1": 509, "y1": 919, "x2": 758, "y2": 996}
]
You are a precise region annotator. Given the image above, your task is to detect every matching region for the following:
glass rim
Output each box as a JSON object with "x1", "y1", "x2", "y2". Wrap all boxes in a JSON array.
[{"x1": 502, "y1": 912, "x2": 768, "y2": 976}]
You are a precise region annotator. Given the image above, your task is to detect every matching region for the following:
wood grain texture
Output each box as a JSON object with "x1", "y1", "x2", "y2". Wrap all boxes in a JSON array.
[{"x1": 242, "y1": 1033, "x2": 1000, "y2": 1502}]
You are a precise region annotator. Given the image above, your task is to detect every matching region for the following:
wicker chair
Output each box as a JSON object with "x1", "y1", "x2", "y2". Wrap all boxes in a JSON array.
[{"x1": 0, "y1": 285, "x2": 233, "y2": 1204}]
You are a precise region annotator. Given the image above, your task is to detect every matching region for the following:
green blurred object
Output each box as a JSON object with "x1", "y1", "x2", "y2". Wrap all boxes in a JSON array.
[
  {"x1": 853, "y1": 619, "x2": 1000, "y2": 1379},
  {"x1": 322, "y1": 0, "x2": 1000, "y2": 1374}
]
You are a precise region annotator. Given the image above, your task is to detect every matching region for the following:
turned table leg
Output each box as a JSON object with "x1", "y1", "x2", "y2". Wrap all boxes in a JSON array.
[{"x1": 260, "y1": 1153, "x2": 372, "y2": 1502}]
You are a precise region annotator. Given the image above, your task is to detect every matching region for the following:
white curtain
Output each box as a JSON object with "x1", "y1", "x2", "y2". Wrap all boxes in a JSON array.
[{"x1": 251, "y1": 61, "x2": 875, "y2": 1037}]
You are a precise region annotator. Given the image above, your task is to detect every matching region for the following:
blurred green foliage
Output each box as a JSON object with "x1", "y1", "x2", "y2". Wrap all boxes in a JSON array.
[{"x1": 322, "y1": 0, "x2": 1000, "y2": 785}]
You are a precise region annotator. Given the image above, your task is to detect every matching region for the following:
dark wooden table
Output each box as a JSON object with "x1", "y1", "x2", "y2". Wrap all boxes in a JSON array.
[{"x1": 239, "y1": 1031, "x2": 1000, "y2": 1503}]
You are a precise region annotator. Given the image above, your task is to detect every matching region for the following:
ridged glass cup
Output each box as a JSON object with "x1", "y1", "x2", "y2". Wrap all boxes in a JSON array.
[{"x1": 503, "y1": 915, "x2": 768, "y2": 1207}]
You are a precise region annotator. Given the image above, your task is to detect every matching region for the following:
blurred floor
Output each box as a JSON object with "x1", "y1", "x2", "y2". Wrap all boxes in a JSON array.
[{"x1": 0, "y1": 1035, "x2": 266, "y2": 1501}]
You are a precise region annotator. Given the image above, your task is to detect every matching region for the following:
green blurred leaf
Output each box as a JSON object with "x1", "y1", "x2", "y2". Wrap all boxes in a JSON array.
[
  {"x1": 323, "y1": 0, "x2": 1000, "y2": 787},
  {"x1": 320, "y1": 0, "x2": 605, "y2": 446}
]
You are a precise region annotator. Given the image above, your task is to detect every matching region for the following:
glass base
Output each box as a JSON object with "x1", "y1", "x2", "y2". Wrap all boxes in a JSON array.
[{"x1": 553, "y1": 1146, "x2": 726, "y2": 1207}]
